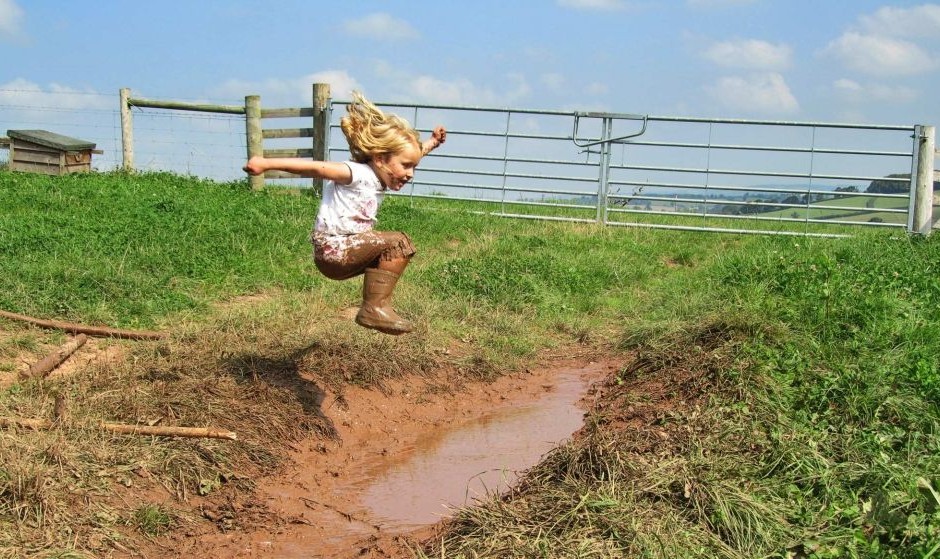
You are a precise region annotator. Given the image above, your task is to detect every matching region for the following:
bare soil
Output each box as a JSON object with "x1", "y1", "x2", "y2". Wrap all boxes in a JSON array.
[
  {"x1": 8, "y1": 320, "x2": 700, "y2": 559},
  {"x1": 2, "y1": 311, "x2": 743, "y2": 559},
  {"x1": 0, "y1": 328, "x2": 124, "y2": 388},
  {"x1": 0, "y1": 334, "x2": 615, "y2": 559}
]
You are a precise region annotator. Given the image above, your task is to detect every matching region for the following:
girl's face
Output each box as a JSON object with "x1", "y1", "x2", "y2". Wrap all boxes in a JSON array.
[{"x1": 373, "y1": 143, "x2": 422, "y2": 191}]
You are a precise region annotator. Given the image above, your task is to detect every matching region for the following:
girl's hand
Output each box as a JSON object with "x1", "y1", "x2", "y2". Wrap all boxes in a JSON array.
[
  {"x1": 431, "y1": 126, "x2": 447, "y2": 146},
  {"x1": 422, "y1": 126, "x2": 447, "y2": 155},
  {"x1": 243, "y1": 156, "x2": 266, "y2": 176}
]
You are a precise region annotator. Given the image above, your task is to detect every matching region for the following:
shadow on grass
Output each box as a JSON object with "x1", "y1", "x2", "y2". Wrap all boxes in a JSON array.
[{"x1": 221, "y1": 342, "x2": 338, "y2": 440}]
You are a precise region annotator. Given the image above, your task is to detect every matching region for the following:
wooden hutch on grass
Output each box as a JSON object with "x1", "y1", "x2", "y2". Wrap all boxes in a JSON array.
[{"x1": 4, "y1": 129, "x2": 101, "y2": 175}]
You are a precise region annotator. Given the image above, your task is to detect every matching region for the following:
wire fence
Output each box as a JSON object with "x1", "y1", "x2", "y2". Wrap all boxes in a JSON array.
[
  {"x1": 1, "y1": 88, "x2": 247, "y2": 179},
  {"x1": 3, "y1": 87, "x2": 936, "y2": 236},
  {"x1": 126, "y1": 108, "x2": 246, "y2": 178}
]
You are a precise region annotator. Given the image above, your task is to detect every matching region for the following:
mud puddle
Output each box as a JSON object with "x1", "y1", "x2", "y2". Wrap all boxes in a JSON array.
[
  {"x1": 356, "y1": 368, "x2": 592, "y2": 531},
  {"x1": 185, "y1": 357, "x2": 619, "y2": 559}
]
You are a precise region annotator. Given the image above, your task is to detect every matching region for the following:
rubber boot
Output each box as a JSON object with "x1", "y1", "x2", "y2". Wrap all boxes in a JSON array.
[{"x1": 355, "y1": 268, "x2": 413, "y2": 335}]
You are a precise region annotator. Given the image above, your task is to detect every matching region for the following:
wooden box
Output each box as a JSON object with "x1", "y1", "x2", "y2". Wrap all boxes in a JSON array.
[{"x1": 7, "y1": 129, "x2": 98, "y2": 175}]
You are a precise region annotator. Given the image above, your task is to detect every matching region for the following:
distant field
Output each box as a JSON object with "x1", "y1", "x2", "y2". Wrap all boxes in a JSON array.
[{"x1": 756, "y1": 193, "x2": 911, "y2": 225}]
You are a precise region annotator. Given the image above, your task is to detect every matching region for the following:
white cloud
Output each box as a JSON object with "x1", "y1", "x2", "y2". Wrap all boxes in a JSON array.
[
  {"x1": 0, "y1": 0, "x2": 25, "y2": 42},
  {"x1": 407, "y1": 74, "x2": 530, "y2": 106},
  {"x1": 340, "y1": 13, "x2": 419, "y2": 41},
  {"x1": 557, "y1": 0, "x2": 628, "y2": 11},
  {"x1": 704, "y1": 72, "x2": 799, "y2": 115},
  {"x1": 302, "y1": 71, "x2": 361, "y2": 100},
  {"x1": 858, "y1": 4, "x2": 940, "y2": 38},
  {"x1": 833, "y1": 78, "x2": 862, "y2": 94},
  {"x1": 211, "y1": 70, "x2": 362, "y2": 105},
  {"x1": 824, "y1": 32, "x2": 936, "y2": 77},
  {"x1": 833, "y1": 78, "x2": 918, "y2": 104},
  {"x1": 0, "y1": 78, "x2": 109, "y2": 109},
  {"x1": 703, "y1": 39, "x2": 792, "y2": 70}
]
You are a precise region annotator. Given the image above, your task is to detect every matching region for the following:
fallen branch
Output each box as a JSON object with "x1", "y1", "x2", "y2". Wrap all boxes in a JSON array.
[
  {"x1": 0, "y1": 418, "x2": 237, "y2": 440},
  {"x1": 101, "y1": 423, "x2": 238, "y2": 440},
  {"x1": 23, "y1": 334, "x2": 89, "y2": 379},
  {"x1": 0, "y1": 309, "x2": 166, "y2": 340}
]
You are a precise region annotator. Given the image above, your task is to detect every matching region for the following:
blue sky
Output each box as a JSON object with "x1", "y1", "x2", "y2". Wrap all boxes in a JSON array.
[{"x1": 2, "y1": 0, "x2": 939, "y2": 126}]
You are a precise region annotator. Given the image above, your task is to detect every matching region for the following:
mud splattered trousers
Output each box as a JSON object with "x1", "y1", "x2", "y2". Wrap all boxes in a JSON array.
[{"x1": 311, "y1": 230, "x2": 416, "y2": 281}]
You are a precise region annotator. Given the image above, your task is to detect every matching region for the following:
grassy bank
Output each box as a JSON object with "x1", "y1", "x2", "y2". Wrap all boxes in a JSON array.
[
  {"x1": 425, "y1": 233, "x2": 940, "y2": 557},
  {"x1": 1, "y1": 170, "x2": 938, "y2": 557}
]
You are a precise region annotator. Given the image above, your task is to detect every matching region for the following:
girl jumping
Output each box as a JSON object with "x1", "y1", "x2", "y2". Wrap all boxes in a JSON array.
[{"x1": 243, "y1": 91, "x2": 446, "y2": 335}]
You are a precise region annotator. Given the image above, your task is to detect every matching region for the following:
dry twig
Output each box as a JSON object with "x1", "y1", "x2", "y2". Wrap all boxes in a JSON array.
[{"x1": 0, "y1": 417, "x2": 237, "y2": 440}]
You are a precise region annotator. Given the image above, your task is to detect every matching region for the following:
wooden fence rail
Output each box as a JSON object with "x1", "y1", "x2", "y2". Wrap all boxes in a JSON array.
[{"x1": 119, "y1": 83, "x2": 331, "y2": 192}]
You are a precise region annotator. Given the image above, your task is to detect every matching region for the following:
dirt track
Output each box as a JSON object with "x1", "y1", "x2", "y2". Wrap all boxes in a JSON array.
[
  {"x1": 152, "y1": 353, "x2": 624, "y2": 559},
  {"x1": 0, "y1": 324, "x2": 625, "y2": 558}
]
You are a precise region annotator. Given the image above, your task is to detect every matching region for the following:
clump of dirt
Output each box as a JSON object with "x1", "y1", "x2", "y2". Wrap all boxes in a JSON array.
[{"x1": 588, "y1": 335, "x2": 736, "y2": 451}]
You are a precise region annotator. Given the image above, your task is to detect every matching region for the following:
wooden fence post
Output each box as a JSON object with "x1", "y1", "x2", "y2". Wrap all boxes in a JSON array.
[
  {"x1": 912, "y1": 125, "x2": 935, "y2": 236},
  {"x1": 312, "y1": 83, "x2": 331, "y2": 195},
  {"x1": 245, "y1": 95, "x2": 264, "y2": 191},
  {"x1": 119, "y1": 88, "x2": 134, "y2": 172}
]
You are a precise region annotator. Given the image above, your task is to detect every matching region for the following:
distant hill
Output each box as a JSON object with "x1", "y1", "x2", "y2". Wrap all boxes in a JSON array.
[{"x1": 866, "y1": 173, "x2": 940, "y2": 194}]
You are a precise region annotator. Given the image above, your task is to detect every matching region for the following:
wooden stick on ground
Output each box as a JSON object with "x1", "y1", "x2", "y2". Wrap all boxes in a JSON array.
[
  {"x1": 22, "y1": 334, "x2": 89, "y2": 379},
  {"x1": 0, "y1": 418, "x2": 237, "y2": 440},
  {"x1": 0, "y1": 309, "x2": 166, "y2": 340},
  {"x1": 101, "y1": 423, "x2": 238, "y2": 440}
]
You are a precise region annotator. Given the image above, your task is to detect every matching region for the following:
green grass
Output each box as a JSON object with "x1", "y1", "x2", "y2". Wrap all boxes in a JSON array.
[
  {"x1": 1, "y1": 170, "x2": 938, "y2": 558},
  {"x1": 708, "y1": 233, "x2": 940, "y2": 556},
  {"x1": 0, "y1": 170, "x2": 314, "y2": 328},
  {"x1": 0, "y1": 170, "x2": 724, "y2": 356},
  {"x1": 131, "y1": 504, "x2": 173, "y2": 536},
  {"x1": 423, "y1": 231, "x2": 940, "y2": 558}
]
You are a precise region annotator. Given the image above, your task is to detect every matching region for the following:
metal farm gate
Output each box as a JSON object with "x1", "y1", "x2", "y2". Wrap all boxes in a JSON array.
[
  {"x1": 114, "y1": 85, "x2": 935, "y2": 238},
  {"x1": 327, "y1": 99, "x2": 935, "y2": 238}
]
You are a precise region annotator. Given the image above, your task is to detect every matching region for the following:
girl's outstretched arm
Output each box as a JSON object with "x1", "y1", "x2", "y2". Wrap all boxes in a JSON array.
[{"x1": 243, "y1": 157, "x2": 352, "y2": 184}]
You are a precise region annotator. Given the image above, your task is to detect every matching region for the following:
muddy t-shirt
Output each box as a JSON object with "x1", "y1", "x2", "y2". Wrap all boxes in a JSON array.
[
  {"x1": 314, "y1": 161, "x2": 383, "y2": 235},
  {"x1": 311, "y1": 161, "x2": 385, "y2": 262}
]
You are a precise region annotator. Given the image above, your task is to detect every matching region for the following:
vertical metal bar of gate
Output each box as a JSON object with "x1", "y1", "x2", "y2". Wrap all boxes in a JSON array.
[
  {"x1": 805, "y1": 127, "x2": 817, "y2": 234},
  {"x1": 907, "y1": 125, "x2": 921, "y2": 233},
  {"x1": 701, "y1": 123, "x2": 713, "y2": 226},
  {"x1": 596, "y1": 117, "x2": 613, "y2": 224},
  {"x1": 499, "y1": 112, "x2": 512, "y2": 215}
]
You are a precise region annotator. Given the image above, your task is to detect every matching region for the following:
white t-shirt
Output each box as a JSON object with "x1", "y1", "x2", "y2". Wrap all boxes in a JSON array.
[{"x1": 314, "y1": 161, "x2": 384, "y2": 236}]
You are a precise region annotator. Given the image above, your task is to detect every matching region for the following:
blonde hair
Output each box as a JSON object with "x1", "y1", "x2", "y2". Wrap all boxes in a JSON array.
[{"x1": 340, "y1": 91, "x2": 421, "y2": 163}]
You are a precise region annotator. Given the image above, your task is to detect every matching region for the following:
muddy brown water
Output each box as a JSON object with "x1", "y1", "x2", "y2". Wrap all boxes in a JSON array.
[
  {"x1": 186, "y1": 359, "x2": 616, "y2": 559},
  {"x1": 357, "y1": 368, "x2": 592, "y2": 531}
]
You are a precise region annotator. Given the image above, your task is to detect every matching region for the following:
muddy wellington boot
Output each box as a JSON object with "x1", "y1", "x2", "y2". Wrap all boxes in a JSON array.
[{"x1": 355, "y1": 268, "x2": 414, "y2": 335}]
